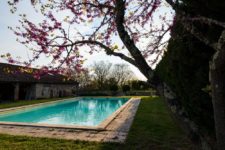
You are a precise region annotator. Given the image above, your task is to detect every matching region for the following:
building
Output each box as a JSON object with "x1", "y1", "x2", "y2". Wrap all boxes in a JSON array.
[{"x1": 0, "y1": 63, "x2": 78, "y2": 101}]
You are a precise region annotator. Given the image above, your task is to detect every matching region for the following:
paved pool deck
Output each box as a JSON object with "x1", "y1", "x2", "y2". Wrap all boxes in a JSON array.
[{"x1": 0, "y1": 98, "x2": 141, "y2": 143}]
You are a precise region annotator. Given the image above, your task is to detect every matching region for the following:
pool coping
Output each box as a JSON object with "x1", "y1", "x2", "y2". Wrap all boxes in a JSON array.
[{"x1": 0, "y1": 97, "x2": 132, "y2": 131}]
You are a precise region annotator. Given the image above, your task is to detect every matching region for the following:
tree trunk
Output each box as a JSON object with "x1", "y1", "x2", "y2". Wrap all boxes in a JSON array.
[{"x1": 210, "y1": 31, "x2": 225, "y2": 149}]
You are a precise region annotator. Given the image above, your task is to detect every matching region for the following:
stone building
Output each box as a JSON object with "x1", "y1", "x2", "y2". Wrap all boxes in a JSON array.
[{"x1": 0, "y1": 63, "x2": 78, "y2": 101}]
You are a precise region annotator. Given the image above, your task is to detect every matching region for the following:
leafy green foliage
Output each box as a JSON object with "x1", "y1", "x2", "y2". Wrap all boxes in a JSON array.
[
  {"x1": 155, "y1": 21, "x2": 215, "y2": 135},
  {"x1": 122, "y1": 85, "x2": 130, "y2": 93},
  {"x1": 107, "y1": 77, "x2": 119, "y2": 92},
  {"x1": 130, "y1": 80, "x2": 149, "y2": 90},
  {"x1": 109, "y1": 84, "x2": 118, "y2": 92}
]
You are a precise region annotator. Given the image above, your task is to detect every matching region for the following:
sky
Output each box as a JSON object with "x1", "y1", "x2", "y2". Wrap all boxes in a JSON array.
[{"x1": 0, "y1": 1, "x2": 173, "y2": 81}]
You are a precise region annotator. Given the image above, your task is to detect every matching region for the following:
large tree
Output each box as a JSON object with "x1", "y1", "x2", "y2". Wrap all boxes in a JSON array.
[
  {"x1": 72, "y1": 68, "x2": 91, "y2": 90},
  {"x1": 110, "y1": 63, "x2": 134, "y2": 86},
  {"x1": 91, "y1": 61, "x2": 112, "y2": 89},
  {"x1": 6, "y1": 0, "x2": 225, "y2": 149}
]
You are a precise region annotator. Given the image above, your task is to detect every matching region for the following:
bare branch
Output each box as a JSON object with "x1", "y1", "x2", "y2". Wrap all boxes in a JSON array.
[
  {"x1": 48, "y1": 40, "x2": 137, "y2": 67},
  {"x1": 178, "y1": 15, "x2": 218, "y2": 50},
  {"x1": 186, "y1": 16, "x2": 225, "y2": 29}
]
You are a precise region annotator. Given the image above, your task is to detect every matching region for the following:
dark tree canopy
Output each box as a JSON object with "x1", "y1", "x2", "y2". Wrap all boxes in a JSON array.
[{"x1": 155, "y1": 19, "x2": 215, "y2": 135}]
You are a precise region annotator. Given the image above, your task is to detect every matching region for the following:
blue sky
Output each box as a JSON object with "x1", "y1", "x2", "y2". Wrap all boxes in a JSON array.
[{"x1": 0, "y1": 1, "x2": 173, "y2": 81}]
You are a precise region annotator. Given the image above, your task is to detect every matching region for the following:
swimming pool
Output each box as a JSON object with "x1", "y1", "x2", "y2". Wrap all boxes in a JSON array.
[{"x1": 0, "y1": 97, "x2": 129, "y2": 127}]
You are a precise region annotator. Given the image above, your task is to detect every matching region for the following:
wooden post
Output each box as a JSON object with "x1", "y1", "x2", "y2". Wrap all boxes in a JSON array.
[{"x1": 14, "y1": 83, "x2": 19, "y2": 100}]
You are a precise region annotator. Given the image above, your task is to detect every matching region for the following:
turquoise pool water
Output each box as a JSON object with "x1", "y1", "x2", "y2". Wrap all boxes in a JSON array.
[{"x1": 0, "y1": 98, "x2": 129, "y2": 126}]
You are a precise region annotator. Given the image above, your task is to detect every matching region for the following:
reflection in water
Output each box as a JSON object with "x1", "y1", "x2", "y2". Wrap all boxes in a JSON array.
[{"x1": 0, "y1": 98, "x2": 128, "y2": 126}]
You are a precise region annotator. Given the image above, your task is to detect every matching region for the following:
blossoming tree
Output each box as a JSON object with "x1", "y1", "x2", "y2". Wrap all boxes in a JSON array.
[{"x1": 6, "y1": 0, "x2": 225, "y2": 148}]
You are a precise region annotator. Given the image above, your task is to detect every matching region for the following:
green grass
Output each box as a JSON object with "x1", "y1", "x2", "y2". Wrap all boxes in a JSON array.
[{"x1": 0, "y1": 97, "x2": 194, "y2": 150}]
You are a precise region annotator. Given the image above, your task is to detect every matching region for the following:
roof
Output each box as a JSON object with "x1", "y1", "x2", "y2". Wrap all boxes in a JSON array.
[{"x1": 0, "y1": 63, "x2": 78, "y2": 84}]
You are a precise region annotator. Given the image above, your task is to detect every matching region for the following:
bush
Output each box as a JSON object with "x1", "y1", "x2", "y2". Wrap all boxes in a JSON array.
[
  {"x1": 78, "y1": 93, "x2": 109, "y2": 96},
  {"x1": 155, "y1": 21, "x2": 214, "y2": 135},
  {"x1": 131, "y1": 80, "x2": 149, "y2": 90},
  {"x1": 110, "y1": 84, "x2": 118, "y2": 92},
  {"x1": 122, "y1": 85, "x2": 130, "y2": 93}
]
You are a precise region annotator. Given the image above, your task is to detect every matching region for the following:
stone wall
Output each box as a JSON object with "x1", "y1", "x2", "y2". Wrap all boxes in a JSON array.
[{"x1": 35, "y1": 83, "x2": 75, "y2": 99}]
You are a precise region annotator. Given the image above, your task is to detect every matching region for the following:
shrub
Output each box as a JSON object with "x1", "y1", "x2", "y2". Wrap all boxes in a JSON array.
[
  {"x1": 155, "y1": 21, "x2": 214, "y2": 135},
  {"x1": 110, "y1": 84, "x2": 118, "y2": 92},
  {"x1": 122, "y1": 85, "x2": 130, "y2": 93}
]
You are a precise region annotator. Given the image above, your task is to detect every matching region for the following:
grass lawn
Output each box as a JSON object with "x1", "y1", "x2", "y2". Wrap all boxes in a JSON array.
[{"x1": 0, "y1": 97, "x2": 194, "y2": 150}]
